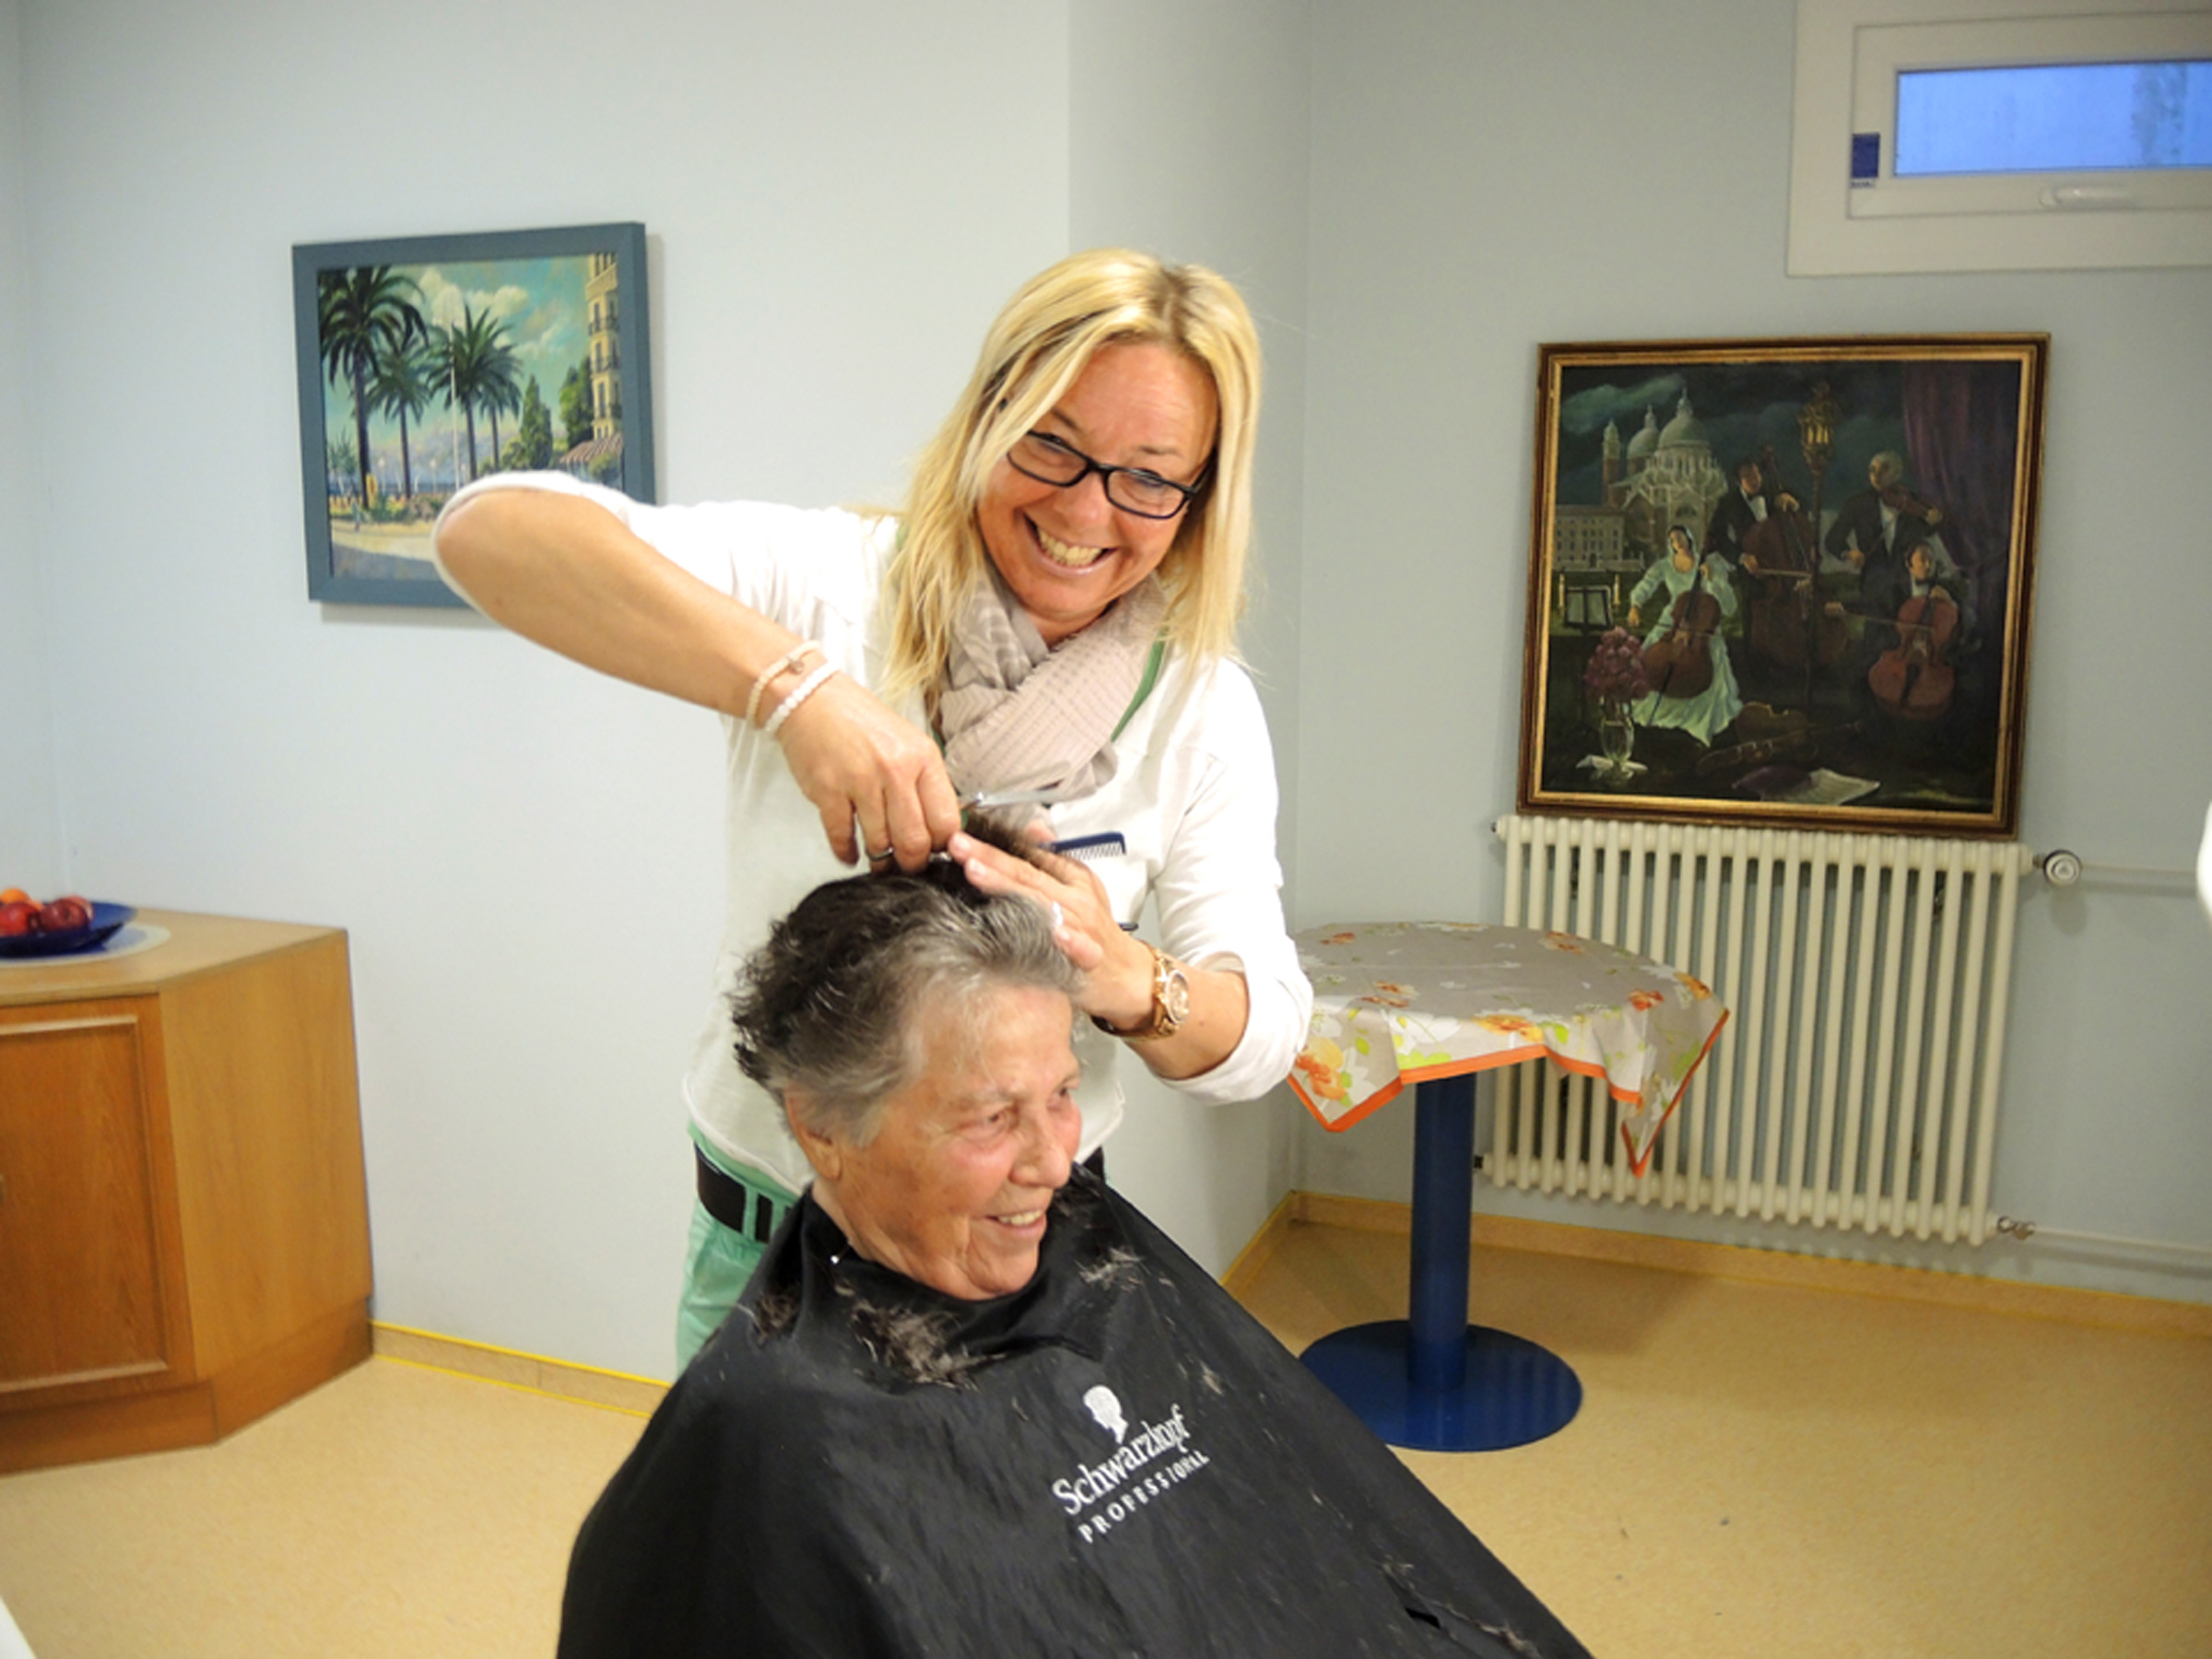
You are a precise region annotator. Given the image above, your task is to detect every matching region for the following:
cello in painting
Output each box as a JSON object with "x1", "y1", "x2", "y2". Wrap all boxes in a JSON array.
[
  {"x1": 1638, "y1": 527, "x2": 1721, "y2": 700},
  {"x1": 1866, "y1": 542, "x2": 1959, "y2": 722},
  {"x1": 1741, "y1": 488, "x2": 1848, "y2": 675}
]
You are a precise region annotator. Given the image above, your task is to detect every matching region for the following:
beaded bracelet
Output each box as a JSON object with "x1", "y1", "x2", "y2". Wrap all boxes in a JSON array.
[
  {"x1": 762, "y1": 662, "x2": 839, "y2": 738},
  {"x1": 743, "y1": 641, "x2": 821, "y2": 730}
]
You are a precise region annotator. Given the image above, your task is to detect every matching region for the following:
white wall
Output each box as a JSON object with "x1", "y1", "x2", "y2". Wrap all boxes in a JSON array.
[
  {"x1": 11, "y1": 0, "x2": 2207, "y2": 1388},
  {"x1": 16, "y1": 0, "x2": 1074, "y2": 1379},
  {"x1": 0, "y1": 0, "x2": 59, "y2": 892},
  {"x1": 1067, "y1": 0, "x2": 1313, "y2": 1270},
  {"x1": 1290, "y1": 0, "x2": 2212, "y2": 1303}
]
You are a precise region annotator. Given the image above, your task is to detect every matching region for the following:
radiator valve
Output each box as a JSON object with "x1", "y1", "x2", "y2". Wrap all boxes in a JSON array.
[{"x1": 2039, "y1": 850, "x2": 2082, "y2": 888}]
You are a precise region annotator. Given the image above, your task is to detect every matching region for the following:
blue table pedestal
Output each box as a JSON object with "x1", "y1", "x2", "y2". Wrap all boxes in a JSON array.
[
  {"x1": 1300, "y1": 1071, "x2": 1583, "y2": 1453},
  {"x1": 1300, "y1": 1321, "x2": 1583, "y2": 1453}
]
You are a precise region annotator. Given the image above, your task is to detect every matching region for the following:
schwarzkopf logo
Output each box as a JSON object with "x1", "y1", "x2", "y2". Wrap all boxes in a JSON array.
[
  {"x1": 1052, "y1": 1382, "x2": 1213, "y2": 1544},
  {"x1": 1082, "y1": 1386, "x2": 1128, "y2": 1443}
]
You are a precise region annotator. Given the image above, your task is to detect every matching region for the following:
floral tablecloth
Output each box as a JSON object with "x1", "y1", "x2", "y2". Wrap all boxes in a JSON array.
[{"x1": 1287, "y1": 922, "x2": 1729, "y2": 1176}]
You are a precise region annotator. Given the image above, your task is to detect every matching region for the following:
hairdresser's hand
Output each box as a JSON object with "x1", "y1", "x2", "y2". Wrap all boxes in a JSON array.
[
  {"x1": 775, "y1": 677, "x2": 962, "y2": 871},
  {"x1": 949, "y1": 830, "x2": 1253, "y2": 1081},
  {"x1": 946, "y1": 832, "x2": 1154, "y2": 1018}
]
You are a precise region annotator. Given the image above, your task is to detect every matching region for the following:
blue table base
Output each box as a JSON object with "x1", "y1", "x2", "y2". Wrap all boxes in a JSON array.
[
  {"x1": 1300, "y1": 1321, "x2": 1583, "y2": 1453},
  {"x1": 1300, "y1": 1070, "x2": 1583, "y2": 1453}
]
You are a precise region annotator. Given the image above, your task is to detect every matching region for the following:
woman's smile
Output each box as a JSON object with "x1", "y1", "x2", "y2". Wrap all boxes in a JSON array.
[{"x1": 1030, "y1": 521, "x2": 1112, "y2": 571}]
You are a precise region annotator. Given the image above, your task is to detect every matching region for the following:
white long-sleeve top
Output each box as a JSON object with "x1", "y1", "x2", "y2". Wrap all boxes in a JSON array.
[{"x1": 433, "y1": 473, "x2": 1312, "y2": 1194}]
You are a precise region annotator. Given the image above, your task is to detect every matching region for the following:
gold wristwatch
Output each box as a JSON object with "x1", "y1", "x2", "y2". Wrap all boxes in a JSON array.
[{"x1": 1094, "y1": 944, "x2": 1191, "y2": 1041}]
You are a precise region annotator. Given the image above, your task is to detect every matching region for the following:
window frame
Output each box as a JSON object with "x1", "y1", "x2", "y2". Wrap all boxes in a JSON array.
[{"x1": 1789, "y1": 0, "x2": 2212, "y2": 275}]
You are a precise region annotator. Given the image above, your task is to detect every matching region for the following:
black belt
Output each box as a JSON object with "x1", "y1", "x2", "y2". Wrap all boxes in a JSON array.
[{"x1": 696, "y1": 1148, "x2": 788, "y2": 1244}]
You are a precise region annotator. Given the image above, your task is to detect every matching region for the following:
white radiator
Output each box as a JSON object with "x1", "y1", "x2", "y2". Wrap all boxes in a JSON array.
[{"x1": 1490, "y1": 814, "x2": 2035, "y2": 1245}]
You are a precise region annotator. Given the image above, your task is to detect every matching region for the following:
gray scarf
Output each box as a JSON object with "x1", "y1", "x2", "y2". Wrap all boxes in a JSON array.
[{"x1": 937, "y1": 569, "x2": 1166, "y2": 811}]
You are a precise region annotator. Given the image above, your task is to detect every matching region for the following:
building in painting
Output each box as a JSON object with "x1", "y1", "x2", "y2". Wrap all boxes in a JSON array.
[
  {"x1": 1552, "y1": 500, "x2": 1633, "y2": 633},
  {"x1": 1553, "y1": 503, "x2": 1627, "y2": 570},
  {"x1": 559, "y1": 251, "x2": 626, "y2": 485},
  {"x1": 586, "y1": 252, "x2": 622, "y2": 440},
  {"x1": 1600, "y1": 394, "x2": 1729, "y2": 558}
]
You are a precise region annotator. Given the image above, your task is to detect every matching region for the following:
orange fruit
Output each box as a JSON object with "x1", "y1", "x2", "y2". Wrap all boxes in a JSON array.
[{"x1": 0, "y1": 888, "x2": 28, "y2": 905}]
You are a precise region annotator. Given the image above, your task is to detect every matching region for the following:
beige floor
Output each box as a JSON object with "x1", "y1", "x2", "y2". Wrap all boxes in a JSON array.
[
  {"x1": 1241, "y1": 1221, "x2": 2212, "y2": 1658},
  {"x1": 2, "y1": 1218, "x2": 2206, "y2": 1658},
  {"x1": 0, "y1": 1360, "x2": 642, "y2": 1658}
]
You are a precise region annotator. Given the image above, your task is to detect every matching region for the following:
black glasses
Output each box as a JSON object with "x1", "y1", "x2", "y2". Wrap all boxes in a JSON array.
[{"x1": 1005, "y1": 430, "x2": 1207, "y2": 521}]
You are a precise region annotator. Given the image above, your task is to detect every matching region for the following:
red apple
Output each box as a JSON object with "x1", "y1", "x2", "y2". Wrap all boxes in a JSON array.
[
  {"x1": 37, "y1": 895, "x2": 92, "y2": 933},
  {"x1": 0, "y1": 900, "x2": 36, "y2": 936}
]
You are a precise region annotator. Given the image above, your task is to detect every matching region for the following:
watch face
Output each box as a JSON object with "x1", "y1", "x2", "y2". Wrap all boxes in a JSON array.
[{"x1": 1159, "y1": 959, "x2": 1192, "y2": 1026}]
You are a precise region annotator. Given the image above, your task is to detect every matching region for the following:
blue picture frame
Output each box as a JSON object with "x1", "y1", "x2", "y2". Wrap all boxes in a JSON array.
[{"x1": 291, "y1": 222, "x2": 654, "y2": 607}]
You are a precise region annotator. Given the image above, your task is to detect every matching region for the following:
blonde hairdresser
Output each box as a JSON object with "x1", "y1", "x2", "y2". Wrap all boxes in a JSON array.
[{"x1": 433, "y1": 248, "x2": 1309, "y2": 1364}]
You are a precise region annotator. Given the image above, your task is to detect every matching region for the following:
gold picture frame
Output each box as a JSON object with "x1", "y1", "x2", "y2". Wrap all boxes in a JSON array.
[{"x1": 1516, "y1": 335, "x2": 2047, "y2": 837}]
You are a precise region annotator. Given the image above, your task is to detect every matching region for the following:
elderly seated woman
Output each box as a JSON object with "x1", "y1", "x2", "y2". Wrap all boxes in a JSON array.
[{"x1": 558, "y1": 848, "x2": 1591, "y2": 1659}]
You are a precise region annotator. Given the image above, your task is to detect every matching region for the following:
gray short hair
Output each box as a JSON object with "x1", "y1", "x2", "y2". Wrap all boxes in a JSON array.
[{"x1": 728, "y1": 852, "x2": 1080, "y2": 1146}]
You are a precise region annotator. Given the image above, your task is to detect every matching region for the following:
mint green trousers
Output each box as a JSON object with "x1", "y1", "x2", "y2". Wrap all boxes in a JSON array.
[{"x1": 676, "y1": 1166, "x2": 800, "y2": 1369}]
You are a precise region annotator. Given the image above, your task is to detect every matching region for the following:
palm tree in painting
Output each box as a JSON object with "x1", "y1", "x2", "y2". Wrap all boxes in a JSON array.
[
  {"x1": 324, "y1": 434, "x2": 358, "y2": 511},
  {"x1": 483, "y1": 369, "x2": 524, "y2": 474},
  {"x1": 318, "y1": 266, "x2": 427, "y2": 510},
  {"x1": 367, "y1": 336, "x2": 440, "y2": 505},
  {"x1": 436, "y1": 303, "x2": 524, "y2": 481}
]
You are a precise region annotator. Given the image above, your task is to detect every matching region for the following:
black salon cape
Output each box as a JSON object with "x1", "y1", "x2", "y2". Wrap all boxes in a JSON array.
[{"x1": 559, "y1": 1171, "x2": 1591, "y2": 1658}]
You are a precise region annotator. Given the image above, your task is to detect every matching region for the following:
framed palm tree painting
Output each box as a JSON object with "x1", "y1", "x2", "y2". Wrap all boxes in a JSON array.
[{"x1": 290, "y1": 223, "x2": 654, "y2": 606}]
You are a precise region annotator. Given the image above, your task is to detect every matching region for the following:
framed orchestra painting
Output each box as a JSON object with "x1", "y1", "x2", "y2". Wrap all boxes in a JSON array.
[{"x1": 1515, "y1": 335, "x2": 2047, "y2": 838}]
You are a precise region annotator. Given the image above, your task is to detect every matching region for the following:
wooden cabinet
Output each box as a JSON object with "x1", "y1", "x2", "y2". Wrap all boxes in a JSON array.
[{"x1": 0, "y1": 912, "x2": 371, "y2": 1472}]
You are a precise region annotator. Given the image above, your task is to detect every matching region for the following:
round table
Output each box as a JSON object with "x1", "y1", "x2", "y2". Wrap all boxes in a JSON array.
[{"x1": 1287, "y1": 921, "x2": 1728, "y2": 1452}]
